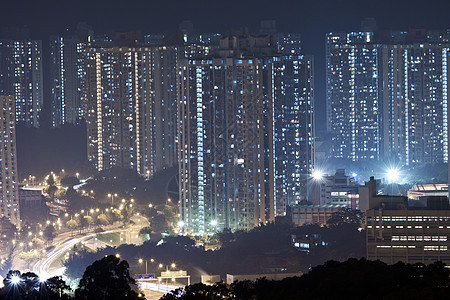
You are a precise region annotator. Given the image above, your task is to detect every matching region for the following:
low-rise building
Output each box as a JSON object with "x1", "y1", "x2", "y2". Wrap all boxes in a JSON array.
[
  {"x1": 19, "y1": 186, "x2": 44, "y2": 209},
  {"x1": 366, "y1": 177, "x2": 450, "y2": 265},
  {"x1": 311, "y1": 169, "x2": 357, "y2": 205},
  {"x1": 291, "y1": 233, "x2": 328, "y2": 253},
  {"x1": 407, "y1": 184, "x2": 448, "y2": 201},
  {"x1": 291, "y1": 204, "x2": 344, "y2": 226}
]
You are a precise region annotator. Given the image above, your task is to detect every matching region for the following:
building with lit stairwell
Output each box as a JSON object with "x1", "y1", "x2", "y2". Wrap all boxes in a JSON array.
[
  {"x1": 49, "y1": 35, "x2": 88, "y2": 127},
  {"x1": 326, "y1": 20, "x2": 450, "y2": 166},
  {"x1": 178, "y1": 30, "x2": 315, "y2": 233},
  {"x1": 0, "y1": 96, "x2": 20, "y2": 227},
  {"x1": 178, "y1": 56, "x2": 274, "y2": 234},
  {"x1": 85, "y1": 45, "x2": 179, "y2": 176}
]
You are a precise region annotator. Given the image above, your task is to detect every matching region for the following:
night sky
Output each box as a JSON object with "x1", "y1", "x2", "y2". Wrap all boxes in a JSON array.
[{"x1": 2, "y1": 0, "x2": 450, "y2": 134}]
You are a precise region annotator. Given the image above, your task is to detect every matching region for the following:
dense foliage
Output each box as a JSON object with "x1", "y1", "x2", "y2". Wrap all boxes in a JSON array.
[
  {"x1": 75, "y1": 255, "x2": 144, "y2": 300},
  {"x1": 64, "y1": 220, "x2": 366, "y2": 281},
  {"x1": 0, "y1": 271, "x2": 71, "y2": 300},
  {"x1": 0, "y1": 256, "x2": 144, "y2": 300},
  {"x1": 161, "y1": 259, "x2": 450, "y2": 299}
]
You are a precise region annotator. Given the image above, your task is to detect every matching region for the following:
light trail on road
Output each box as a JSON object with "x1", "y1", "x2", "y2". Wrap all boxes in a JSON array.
[{"x1": 28, "y1": 215, "x2": 149, "y2": 282}]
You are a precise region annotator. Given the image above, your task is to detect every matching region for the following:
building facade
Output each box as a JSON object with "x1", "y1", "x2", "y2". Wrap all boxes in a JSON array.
[
  {"x1": 0, "y1": 96, "x2": 20, "y2": 226},
  {"x1": 0, "y1": 40, "x2": 43, "y2": 127},
  {"x1": 178, "y1": 57, "x2": 275, "y2": 234},
  {"x1": 380, "y1": 42, "x2": 450, "y2": 165},
  {"x1": 49, "y1": 36, "x2": 85, "y2": 127},
  {"x1": 85, "y1": 46, "x2": 180, "y2": 176},
  {"x1": 273, "y1": 55, "x2": 314, "y2": 215},
  {"x1": 85, "y1": 46, "x2": 152, "y2": 174},
  {"x1": 366, "y1": 177, "x2": 450, "y2": 265},
  {"x1": 326, "y1": 32, "x2": 380, "y2": 161},
  {"x1": 326, "y1": 27, "x2": 450, "y2": 166},
  {"x1": 367, "y1": 200, "x2": 450, "y2": 265}
]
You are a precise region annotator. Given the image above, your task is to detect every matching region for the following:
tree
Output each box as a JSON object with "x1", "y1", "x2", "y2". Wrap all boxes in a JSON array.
[
  {"x1": 46, "y1": 185, "x2": 58, "y2": 199},
  {"x1": 32, "y1": 237, "x2": 45, "y2": 247},
  {"x1": 327, "y1": 208, "x2": 364, "y2": 228},
  {"x1": 150, "y1": 214, "x2": 169, "y2": 234},
  {"x1": 43, "y1": 225, "x2": 56, "y2": 244},
  {"x1": 83, "y1": 215, "x2": 94, "y2": 228},
  {"x1": 74, "y1": 255, "x2": 144, "y2": 300},
  {"x1": 97, "y1": 214, "x2": 109, "y2": 226},
  {"x1": 19, "y1": 251, "x2": 40, "y2": 264},
  {"x1": 0, "y1": 270, "x2": 71, "y2": 300},
  {"x1": 54, "y1": 188, "x2": 66, "y2": 200},
  {"x1": 0, "y1": 217, "x2": 17, "y2": 241},
  {"x1": 44, "y1": 276, "x2": 72, "y2": 299},
  {"x1": 46, "y1": 174, "x2": 56, "y2": 186},
  {"x1": 67, "y1": 219, "x2": 79, "y2": 235}
]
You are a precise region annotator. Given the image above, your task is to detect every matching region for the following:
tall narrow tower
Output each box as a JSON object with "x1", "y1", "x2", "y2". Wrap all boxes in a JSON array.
[{"x1": 0, "y1": 96, "x2": 20, "y2": 227}]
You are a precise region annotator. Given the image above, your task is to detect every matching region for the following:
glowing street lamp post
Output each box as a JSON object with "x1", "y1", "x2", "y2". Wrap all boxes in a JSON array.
[
  {"x1": 108, "y1": 193, "x2": 118, "y2": 205},
  {"x1": 138, "y1": 258, "x2": 155, "y2": 274}
]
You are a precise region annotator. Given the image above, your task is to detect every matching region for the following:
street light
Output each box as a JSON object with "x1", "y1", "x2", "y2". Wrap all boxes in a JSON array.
[
  {"x1": 108, "y1": 193, "x2": 118, "y2": 205},
  {"x1": 10, "y1": 275, "x2": 21, "y2": 285},
  {"x1": 311, "y1": 169, "x2": 325, "y2": 181},
  {"x1": 386, "y1": 167, "x2": 400, "y2": 184},
  {"x1": 139, "y1": 258, "x2": 148, "y2": 274}
]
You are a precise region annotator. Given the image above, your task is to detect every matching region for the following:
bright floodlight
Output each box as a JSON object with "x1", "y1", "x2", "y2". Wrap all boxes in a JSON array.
[
  {"x1": 386, "y1": 168, "x2": 400, "y2": 183},
  {"x1": 10, "y1": 275, "x2": 21, "y2": 285},
  {"x1": 210, "y1": 220, "x2": 218, "y2": 226},
  {"x1": 311, "y1": 170, "x2": 324, "y2": 181},
  {"x1": 177, "y1": 220, "x2": 185, "y2": 227},
  {"x1": 351, "y1": 172, "x2": 357, "y2": 178}
]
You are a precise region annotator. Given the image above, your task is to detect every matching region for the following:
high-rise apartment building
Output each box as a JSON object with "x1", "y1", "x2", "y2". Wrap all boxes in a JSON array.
[
  {"x1": 85, "y1": 46, "x2": 152, "y2": 174},
  {"x1": 380, "y1": 42, "x2": 450, "y2": 165},
  {"x1": 326, "y1": 32, "x2": 380, "y2": 161},
  {"x1": 273, "y1": 55, "x2": 314, "y2": 215},
  {"x1": 85, "y1": 45, "x2": 180, "y2": 175},
  {"x1": 178, "y1": 32, "x2": 314, "y2": 229},
  {"x1": 152, "y1": 47, "x2": 180, "y2": 171},
  {"x1": 326, "y1": 26, "x2": 450, "y2": 166},
  {"x1": 0, "y1": 96, "x2": 20, "y2": 226},
  {"x1": 0, "y1": 40, "x2": 43, "y2": 127},
  {"x1": 178, "y1": 57, "x2": 275, "y2": 234},
  {"x1": 50, "y1": 36, "x2": 84, "y2": 127}
]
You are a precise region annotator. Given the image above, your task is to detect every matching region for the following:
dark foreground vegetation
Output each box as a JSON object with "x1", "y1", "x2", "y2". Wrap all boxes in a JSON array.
[
  {"x1": 0, "y1": 255, "x2": 143, "y2": 300},
  {"x1": 1, "y1": 256, "x2": 449, "y2": 299},
  {"x1": 64, "y1": 214, "x2": 366, "y2": 281},
  {"x1": 162, "y1": 258, "x2": 450, "y2": 299}
]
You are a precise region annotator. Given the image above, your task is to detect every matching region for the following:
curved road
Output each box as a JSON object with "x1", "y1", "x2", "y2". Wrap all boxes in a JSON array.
[{"x1": 31, "y1": 215, "x2": 149, "y2": 280}]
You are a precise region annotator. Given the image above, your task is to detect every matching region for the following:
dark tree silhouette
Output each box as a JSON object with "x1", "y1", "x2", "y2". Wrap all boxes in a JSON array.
[
  {"x1": 327, "y1": 208, "x2": 364, "y2": 227},
  {"x1": 74, "y1": 255, "x2": 144, "y2": 300},
  {"x1": 161, "y1": 259, "x2": 450, "y2": 300},
  {"x1": 0, "y1": 270, "x2": 71, "y2": 300},
  {"x1": 43, "y1": 224, "x2": 56, "y2": 244}
]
